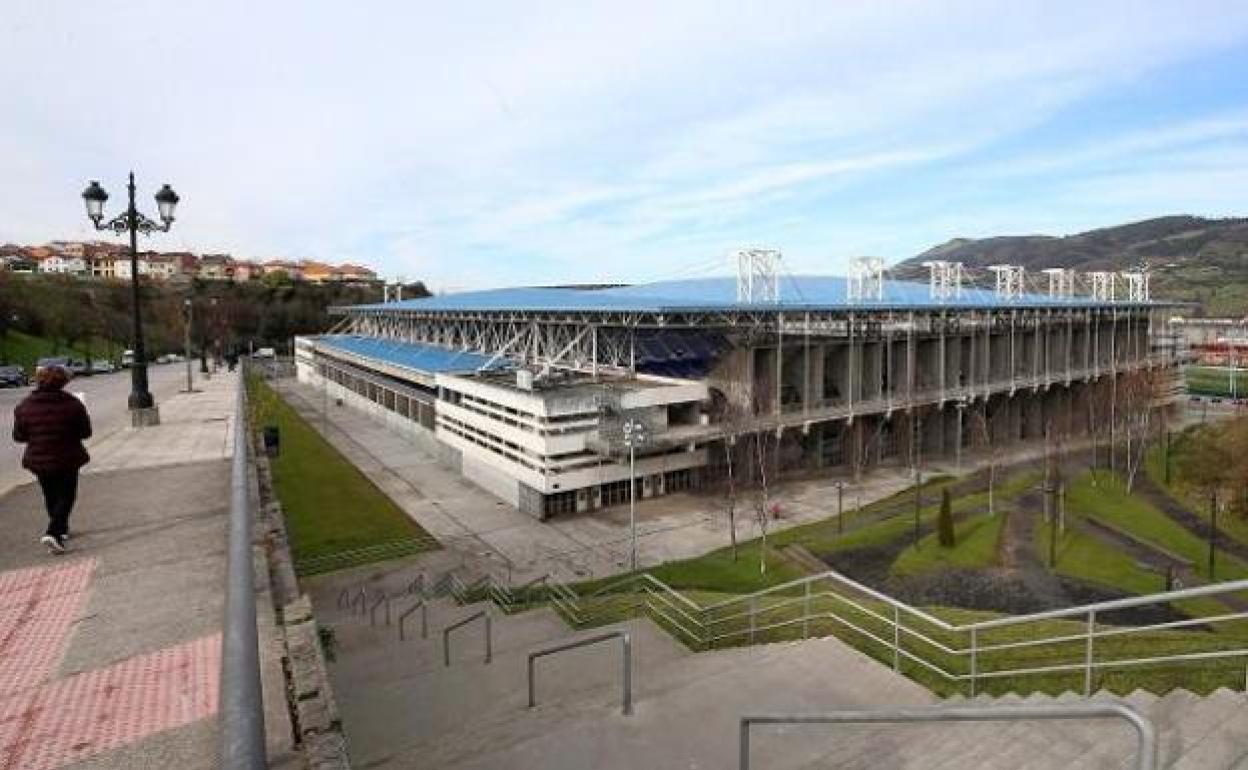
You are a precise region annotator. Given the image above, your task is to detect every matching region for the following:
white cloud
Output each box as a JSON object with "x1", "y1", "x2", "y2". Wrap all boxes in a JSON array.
[{"x1": 1, "y1": 1, "x2": 1247, "y2": 284}]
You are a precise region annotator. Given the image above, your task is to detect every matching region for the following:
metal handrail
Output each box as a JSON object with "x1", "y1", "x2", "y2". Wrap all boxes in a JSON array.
[
  {"x1": 739, "y1": 703, "x2": 1156, "y2": 770},
  {"x1": 369, "y1": 592, "x2": 391, "y2": 626},
  {"x1": 527, "y1": 631, "x2": 632, "y2": 715},
  {"x1": 443, "y1": 610, "x2": 492, "y2": 667},
  {"x1": 221, "y1": 373, "x2": 265, "y2": 768},
  {"x1": 398, "y1": 599, "x2": 428, "y2": 641},
  {"x1": 433, "y1": 558, "x2": 1248, "y2": 698}
]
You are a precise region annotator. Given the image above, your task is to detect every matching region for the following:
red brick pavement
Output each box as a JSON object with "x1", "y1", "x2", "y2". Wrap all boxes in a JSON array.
[{"x1": 0, "y1": 560, "x2": 221, "y2": 770}]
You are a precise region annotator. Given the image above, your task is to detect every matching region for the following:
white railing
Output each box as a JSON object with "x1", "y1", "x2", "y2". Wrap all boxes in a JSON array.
[{"x1": 340, "y1": 555, "x2": 1248, "y2": 698}]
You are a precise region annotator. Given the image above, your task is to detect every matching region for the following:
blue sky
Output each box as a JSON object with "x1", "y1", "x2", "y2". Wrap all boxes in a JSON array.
[{"x1": 2, "y1": 1, "x2": 1247, "y2": 291}]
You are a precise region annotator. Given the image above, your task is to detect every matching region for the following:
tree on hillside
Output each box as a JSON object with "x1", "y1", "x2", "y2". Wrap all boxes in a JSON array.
[
  {"x1": 1119, "y1": 367, "x2": 1173, "y2": 492},
  {"x1": 1177, "y1": 425, "x2": 1234, "y2": 579},
  {"x1": 937, "y1": 487, "x2": 955, "y2": 548}
]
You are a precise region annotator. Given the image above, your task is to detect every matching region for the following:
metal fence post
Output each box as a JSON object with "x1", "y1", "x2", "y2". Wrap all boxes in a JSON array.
[
  {"x1": 803, "y1": 582, "x2": 811, "y2": 639},
  {"x1": 622, "y1": 632, "x2": 633, "y2": 715},
  {"x1": 749, "y1": 597, "x2": 757, "y2": 644},
  {"x1": 892, "y1": 605, "x2": 901, "y2": 671},
  {"x1": 485, "y1": 614, "x2": 493, "y2": 664},
  {"x1": 970, "y1": 628, "x2": 978, "y2": 698},
  {"x1": 1084, "y1": 610, "x2": 1096, "y2": 696}
]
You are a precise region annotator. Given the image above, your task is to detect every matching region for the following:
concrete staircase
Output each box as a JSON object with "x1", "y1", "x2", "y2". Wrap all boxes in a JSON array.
[{"x1": 316, "y1": 576, "x2": 1248, "y2": 769}]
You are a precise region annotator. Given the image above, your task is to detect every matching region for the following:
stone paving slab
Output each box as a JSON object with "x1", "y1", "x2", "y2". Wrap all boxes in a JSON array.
[{"x1": 0, "y1": 372, "x2": 295, "y2": 769}]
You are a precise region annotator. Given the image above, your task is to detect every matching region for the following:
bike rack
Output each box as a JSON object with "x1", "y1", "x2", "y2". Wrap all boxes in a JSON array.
[
  {"x1": 398, "y1": 599, "x2": 428, "y2": 641},
  {"x1": 739, "y1": 703, "x2": 1156, "y2": 770},
  {"x1": 527, "y1": 630, "x2": 632, "y2": 716},
  {"x1": 443, "y1": 610, "x2": 492, "y2": 667}
]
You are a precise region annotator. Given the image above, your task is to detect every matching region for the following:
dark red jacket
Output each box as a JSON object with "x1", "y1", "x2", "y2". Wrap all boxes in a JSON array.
[{"x1": 12, "y1": 388, "x2": 92, "y2": 474}]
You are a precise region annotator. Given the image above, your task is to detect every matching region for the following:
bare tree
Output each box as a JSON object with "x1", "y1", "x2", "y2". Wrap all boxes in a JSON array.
[
  {"x1": 1119, "y1": 367, "x2": 1171, "y2": 492},
  {"x1": 972, "y1": 401, "x2": 998, "y2": 516}
]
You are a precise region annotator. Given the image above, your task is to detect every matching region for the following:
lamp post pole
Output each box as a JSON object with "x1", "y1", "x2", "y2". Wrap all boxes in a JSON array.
[
  {"x1": 183, "y1": 298, "x2": 194, "y2": 393},
  {"x1": 82, "y1": 172, "x2": 179, "y2": 427},
  {"x1": 622, "y1": 417, "x2": 647, "y2": 572},
  {"x1": 125, "y1": 174, "x2": 154, "y2": 415}
]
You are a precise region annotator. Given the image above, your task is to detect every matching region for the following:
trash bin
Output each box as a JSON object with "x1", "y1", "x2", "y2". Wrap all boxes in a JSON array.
[{"x1": 262, "y1": 425, "x2": 280, "y2": 457}]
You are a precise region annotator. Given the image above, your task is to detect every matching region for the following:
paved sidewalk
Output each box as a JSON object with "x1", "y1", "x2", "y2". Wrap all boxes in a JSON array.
[{"x1": 0, "y1": 373, "x2": 293, "y2": 769}]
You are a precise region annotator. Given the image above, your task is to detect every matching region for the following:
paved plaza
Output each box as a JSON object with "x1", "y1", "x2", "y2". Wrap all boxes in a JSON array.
[{"x1": 0, "y1": 372, "x2": 293, "y2": 769}]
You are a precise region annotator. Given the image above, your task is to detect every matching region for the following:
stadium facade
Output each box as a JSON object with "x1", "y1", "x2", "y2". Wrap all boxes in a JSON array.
[{"x1": 295, "y1": 269, "x2": 1182, "y2": 519}]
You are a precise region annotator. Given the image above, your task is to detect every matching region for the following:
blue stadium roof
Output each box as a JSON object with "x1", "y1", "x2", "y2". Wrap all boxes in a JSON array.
[
  {"x1": 316, "y1": 335, "x2": 510, "y2": 373},
  {"x1": 346, "y1": 275, "x2": 1152, "y2": 314}
]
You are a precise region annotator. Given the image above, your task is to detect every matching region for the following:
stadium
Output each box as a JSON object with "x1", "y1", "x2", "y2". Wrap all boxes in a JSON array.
[{"x1": 294, "y1": 255, "x2": 1182, "y2": 519}]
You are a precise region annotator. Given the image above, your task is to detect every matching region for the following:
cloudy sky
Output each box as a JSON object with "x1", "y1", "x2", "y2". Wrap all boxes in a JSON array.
[{"x1": 3, "y1": 1, "x2": 1248, "y2": 290}]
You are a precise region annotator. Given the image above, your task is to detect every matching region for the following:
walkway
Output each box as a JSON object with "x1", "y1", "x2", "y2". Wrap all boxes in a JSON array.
[{"x1": 0, "y1": 372, "x2": 293, "y2": 769}]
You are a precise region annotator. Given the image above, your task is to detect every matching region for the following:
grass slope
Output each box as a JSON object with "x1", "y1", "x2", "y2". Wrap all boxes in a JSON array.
[
  {"x1": 248, "y1": 376, "x2": 437, "y2": 574},
  {"x1": 1066, "y1": 471, "x2": 1248, "y2": 582},
  {"x1": 0, "y1": 330, "x2": 110, "y2": 373}
]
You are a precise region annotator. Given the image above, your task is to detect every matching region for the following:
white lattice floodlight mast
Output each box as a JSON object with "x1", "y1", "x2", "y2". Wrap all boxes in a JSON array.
[
  {"x1": 847, "y1": 256, "x2": 885, "y2": 303},
  {"x1": 1120, "y1": 271, "x2": 1150, "y2": 302},
  {"x1": 922, "y1": 260, "x2": 964, "y2": 301},
  {"x1": 735, "y1": 248, "x2": 781, "y2": 304},
  {"x1": 988, "y1": 265, "x2": 1025, "y2": 300},
  {"x1": 1089, "y1": 271, "x2": 1116, "y2": 302},
  {"x1": 1042, "y1": 268, "x2": 1075, "y2": 300}
]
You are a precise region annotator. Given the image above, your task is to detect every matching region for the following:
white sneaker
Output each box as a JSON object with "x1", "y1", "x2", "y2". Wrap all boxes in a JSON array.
[{"x1": 41, "y1": 535, "x2": 66, "y2": 555}]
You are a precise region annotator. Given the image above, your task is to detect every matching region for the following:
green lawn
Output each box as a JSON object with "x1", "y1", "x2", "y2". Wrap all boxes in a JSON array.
[
  {"x1": 248, "y1": 376, "x2": 438, "y2": 574},
  {"x1": 1185, "y1": 365, "x2": 1245, "y2": 397},
  {"x1": 560, "y1": 466, "x2": 1248, "y2": 697},
  {"x1": 1039, "y1": 518, "x2": 1165, "y2": 596},
  {"x1": 1066, "y1": 471, "x2": 1248, "y2": 582},
  {"x1": 892, "y1": 510, "x2": 1005, "y2": 577}
]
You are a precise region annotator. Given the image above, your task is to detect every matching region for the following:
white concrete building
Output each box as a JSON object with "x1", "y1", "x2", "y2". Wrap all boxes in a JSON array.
[{"x1": 296, "y1": 274, "x2": 1183, "y2": 519}]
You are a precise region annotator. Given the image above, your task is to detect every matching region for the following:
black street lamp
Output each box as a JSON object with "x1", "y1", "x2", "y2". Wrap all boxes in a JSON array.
[{"x1": 82, "y1": 172, "x2": 180, "y2": 426}]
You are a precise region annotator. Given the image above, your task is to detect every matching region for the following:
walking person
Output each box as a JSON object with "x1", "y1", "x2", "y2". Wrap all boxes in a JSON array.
[{"x1": 13, "y1": 364, "x2": 92, "y2": 554}]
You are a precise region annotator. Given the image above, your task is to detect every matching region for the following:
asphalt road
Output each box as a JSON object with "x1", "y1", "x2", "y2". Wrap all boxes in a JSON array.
[{"x1": 0, "y1": 363, "x2": 194, "y2": 495}]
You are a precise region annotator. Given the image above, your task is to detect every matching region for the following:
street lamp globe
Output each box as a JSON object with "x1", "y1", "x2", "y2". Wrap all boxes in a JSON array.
[
  {"x1": 81, "y1": 180, "x2": 108, "y2": 222},
  {"x1": 154, "y1": 184, "x2": 180, "y2": 224}
]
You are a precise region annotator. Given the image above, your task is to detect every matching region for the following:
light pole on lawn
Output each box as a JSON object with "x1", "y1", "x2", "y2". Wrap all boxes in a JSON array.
[
  {"x1": 82, "y1": 173, "x2": 180, "y2": 426},
  {"x1": 622, "y1": 416, "x2": 647, "y2": 572}
]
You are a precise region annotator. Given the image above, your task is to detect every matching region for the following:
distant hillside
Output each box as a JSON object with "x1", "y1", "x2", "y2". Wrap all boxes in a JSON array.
[{"x1": 893, "y1": 216, "x2": 1248, "y2": 316}]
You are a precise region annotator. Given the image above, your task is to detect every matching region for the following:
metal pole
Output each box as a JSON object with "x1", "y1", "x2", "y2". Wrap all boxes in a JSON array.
[
  {"x1": 629, "y1": 442, "x2": 637, "y2": 572},
  {"x1": 220, "y1": 377, "x2": 265, "y2": 768},
  {"x1": 1084, "y1": 610, "x2": 1096, "y2": 696},
  {"x1": 892, "y1": 605, "x2": 901, "y2": 671},
  {"x1": 184, "y1": 299, "x2": 194, "y2": 392},
  {"x1": 126, "y1": 172, "x2": 154, "y2": 412},
  {"x1": 622, "y1": 633, "x2": 633, "y2": 715},
  {"x1": 969, "y1": 628, "x2": 978, "y2": 697},
  {"x1": 803, "y1": 581, "x2": 811, "y2": 639}
]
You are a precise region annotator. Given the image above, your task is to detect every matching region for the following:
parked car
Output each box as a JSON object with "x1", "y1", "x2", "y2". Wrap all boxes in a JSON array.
[
  {"x1": 121, "y1": 349, "x2": 135, "y2": 367},
  {"x1": 35, "y1": 356, "x2": 71, "y2": 372},
  {"x1": 0, "y1": 365, "x2": 27, "y2": 388},
  {"x1": 92, "y1": 359, "x2": 116, "y2": 374},
  {"x1": 67, "y1": 359, "x2": 92, "y2": 377}
]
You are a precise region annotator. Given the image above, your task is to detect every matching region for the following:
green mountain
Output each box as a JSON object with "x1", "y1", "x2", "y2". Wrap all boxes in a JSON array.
[{"x1": 892, "y1": 216, "x2": 1248, "y2": 315}]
